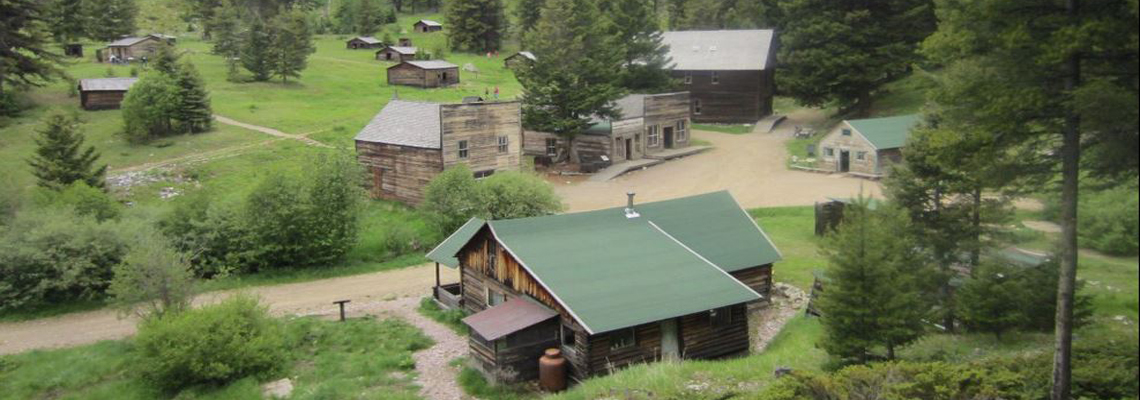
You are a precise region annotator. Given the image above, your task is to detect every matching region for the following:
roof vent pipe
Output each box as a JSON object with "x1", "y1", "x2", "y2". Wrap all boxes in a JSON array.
[{"x1": 625, "y1": 192, "x2": 640, "y2": 219}]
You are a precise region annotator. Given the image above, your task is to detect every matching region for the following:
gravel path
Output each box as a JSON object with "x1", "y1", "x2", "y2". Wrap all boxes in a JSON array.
[{"x1": 749, "y1": 283, "x2": 809, "y2": 353}]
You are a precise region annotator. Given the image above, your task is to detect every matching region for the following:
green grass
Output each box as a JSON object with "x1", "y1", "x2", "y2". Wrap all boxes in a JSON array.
[
  {"x1": 868, "y1": 71, "x2": 935, "y2": 117},
  {"x1": 417, "y1": 297, "x2": 468, "y2": 334},
  {"x1": 0, "y1": 316, "x2": 432, "y2": 400},
  {"x1": 751, "y1": 206, "x2": 826, "y2": 290},
  {"x1": 457, "y1": 363, "x2": 537, "y2": 400},
  {"x1": 692, "y1": 123, "x2": 754, "y2": 135}
]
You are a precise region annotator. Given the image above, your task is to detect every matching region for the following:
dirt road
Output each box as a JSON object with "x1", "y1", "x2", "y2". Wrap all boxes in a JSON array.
[
  {"x1": 553, "y1": 110, "x2": 882, "y2": 211},
  {"x1": 0, "y1": 264, "x2": 459, "y2": 355}
]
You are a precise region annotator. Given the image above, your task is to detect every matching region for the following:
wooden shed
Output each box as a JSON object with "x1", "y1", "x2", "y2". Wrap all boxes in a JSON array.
[
  {"x1": 504, "y1": 51, "x2": 536, "y2": 70},
  {"x1": 78, "y1": 77, "x2": 138, "y2": 110},
  {"x1": 100, "y1": 34, "x2": 173, "y2": 63},
  {"x1": 375, "y1": 45, "x2": 417, "y2": 63},
  {"x1": 425, "y1": 191, "x2": 780, "y2": 384},
  {"x1": 662, "y1": 30, "x2": 776, "y2": 123},
  {"x1": 353, "y1": 100, "x2": 523, "y2": 204},
  {"x1": 413, "y1": 19, "x2": 443, "y2": 33},
  {"x1": 347, "y1": 36, "x2": 383, "y2": 49},
  {"x1": 387, "y1": 60, "x2": 460, "y2": 88},
  {"x1": 817, "y1": 114, "x2": 920, "y2": 178}
]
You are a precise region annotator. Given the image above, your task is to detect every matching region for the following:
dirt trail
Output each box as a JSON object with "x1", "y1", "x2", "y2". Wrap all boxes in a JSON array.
[
  {"x1": 0, "y1": 264, "x2": 459, "y2": 355},
  {"x1": 553, "y1": 109, "x2": 882, "y2": 212},
  {"x1": 213, "y1": 115, "x2": 332, "y2": 148}
]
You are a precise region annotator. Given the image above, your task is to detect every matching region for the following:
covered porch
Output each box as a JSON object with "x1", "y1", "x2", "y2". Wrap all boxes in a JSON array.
[{"x1": 425, "y1": 217, "x2": 487, "y2": 310}]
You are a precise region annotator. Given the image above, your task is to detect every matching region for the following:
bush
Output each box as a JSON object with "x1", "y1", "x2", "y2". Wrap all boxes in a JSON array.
[
  {"x1": 32, "y1": 181, "x2": 121, "y2": 221},
  {"x1": 480, "y1": 172, "x2": 564, "y2": 220},
  {"x1": 121, "y1": 72, "x2": 179, "y2": 143},
  {"x1": 0, "y1": 209, "x2": 129, "y2": 310},
  {"x1": 1043, "y1": 184, "x2": 1139, "y2": 256},
  {"x1": 959, "y1": 257, "x2": 1092, "y2": 337},
  {"x1": 421, "y1": 164, "x2": 485, "y2": 235},
  {"x1": 108, "y1": 233, "x2": 196, "y2": 319},
  {"x1": 133, "y1": 295, "x2": 287, "y2": 390},
  {"x1": 420, "y1": 166, "x2": 563, "y2": 235}
]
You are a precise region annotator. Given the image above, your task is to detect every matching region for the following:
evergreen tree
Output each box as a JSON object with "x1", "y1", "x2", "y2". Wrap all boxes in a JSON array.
[
  {"x1": 173, "y1": 61, "x2": 213, "y2": 133},
  {"x1": 185, "y1": 0, "x2": 223, "y2": 39},
  {"x1": 27, "y1": 112, "x2": 107, "y2": 190},
  {"x1": 207, "y1": 1, "x2": 243, "y2": 59},
  {"x1": 512, "y1": 0, "x2": 543, "y2": 44},
  {"x1": 957, "y1": 261, "x2": 1026, "y2": 340},
  {"x1": 0, "y1": 0, "x2": 64, "y2": 101},
  {"x1": 241, "y1": 18, "x2": 274, "y2": 81},
  {"x1": 150, "y1": 42, "x2": 181, "y2": 75},
  {"x1": 604, "y1": 0, "x2": 674, "y2": 92},
  {"x1": 518, "y1": 0, "x2": 623, "y2": 162},
  {"x1": 354, "y1": 0, "x2": 384, "y2": 36},
  {"x1": 777, "y1": 0, "x2": 934, "y2": 116},
  {"x1": 46, "y1": 0, "x2": 89, "y2": 45},
  {"x1": 818, "y1": 200, "x2": 927, "y2": 363},
  {"x1": 84, "y1": 0, "x2": 138, "y2": 42},
  {"x1": 269, "y1": 7, "x2": 315, "y2": 83},
  {"x1": 121, "y1": 73, "x2": 179, "y2": 142},
  {"x1": 922, "y1": 0, "x2": 1137, "y2": 395},
  {"x1": 446, "y1": 0, "x2": 506, "y2": 52}
]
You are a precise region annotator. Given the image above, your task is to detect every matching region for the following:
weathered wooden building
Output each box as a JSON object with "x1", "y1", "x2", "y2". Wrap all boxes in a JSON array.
[
  {"x1": 375, "y1": 45, "x2": 417, "y2": 62},
  {"x1": 523, "y1": 92, "x2": 691, "y2": 165},
  {"x1": 817, "y1": 114, "x2": 919, "y2": 177},
  {"x1": 661, "y1": 30, "x2": 776, "y2": 123},
  {"x1": 78, "y1": 78, "x2": 138, "y2": 110},
  {"x1": 426, "y1": 191, "x2": 782, "y2": 383},
  {"x1": 413, "y1": 19, "x2": 443, "y2": 33},
  {"x1": 387, "y1": 60, "x2": 460, "y2": 88},
  {"x1": 353, "y1": 100, "x2": 522, "y2": 204},
  {"x1": 347, "y1": 36, "x2": 383, "y2": 49},
  {"x1": 100, "y1": 34, "x2": 172, "y2": 62},
  {"x1": 504, "y1": 51, "x2": 536, "y2": 70}
]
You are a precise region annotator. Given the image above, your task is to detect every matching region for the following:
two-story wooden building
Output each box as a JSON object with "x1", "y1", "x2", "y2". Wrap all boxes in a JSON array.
[
  {"x1": 661, "y1": 30, "x2": 776, "y2": 123},
  {"x1": 354, "y1": 99, "x2": 522, "y2": 204},
  {"x1": 387, "y1": 60, "x2": 460, "y2": 88},
  {"x1": 817, "y1": 114, "x2": 919, "y2": 177},
  {"x1": 426, "y1": 191, "x2": 782, "y2": 383}
]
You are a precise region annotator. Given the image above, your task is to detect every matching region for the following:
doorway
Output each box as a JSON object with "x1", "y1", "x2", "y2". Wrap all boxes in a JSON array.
[
  {"x1": 625, "y1": 138, "x2": 633, "y2": 160},
  {"x1": 663, "y1": 127, "x2": 675, "y2": 148},
  {"x1": 660, "y1": 318, "x2": 679, "y2": 360},
  {"x1": 839, "y1": 150, "x2": 851, "y2": 172}
]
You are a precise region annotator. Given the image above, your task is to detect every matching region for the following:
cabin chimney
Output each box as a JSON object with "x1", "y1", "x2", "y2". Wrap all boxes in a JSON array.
[{"x1": 625, "y1": 192, "x2": 640, "y2": 219}]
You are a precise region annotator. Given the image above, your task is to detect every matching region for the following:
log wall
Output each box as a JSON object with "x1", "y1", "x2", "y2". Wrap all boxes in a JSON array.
[
  {"x1": 80, "y1": 91, "x2": 127, "y2": 110},
  {"x1": 678, "y1": 303, "x2": 750, "y2": 359},
  {"x1": 376, "y1": 48, "x2": 411, "y2": 62},
  {"x1": 729, "y1": 264, "x2": 773, "y2": 300}
]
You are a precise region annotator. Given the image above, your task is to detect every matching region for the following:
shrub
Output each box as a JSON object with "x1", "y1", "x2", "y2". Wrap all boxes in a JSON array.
[
  {"x1": 157, "y1": 191, "x2": 247, "y2": 277},
  {"x1": 480, "y1": 172, "x2": 563, "y2": 219},
  {"x1": 421, "y1": 166, "x2": 563, "y2": 235},
  {"x1": 959, "y1": 257, "x2": 1092, "y2": 337},
  {"x1": 0, "y1": 209, "x2": 129, "y2": 310},
  {"x1": 32, "y1": 181, "x2": 121, "y2": 221},
  {"x1": 133, "y1": 295, "x2": 287, "y2": 390},
  {"x1": 420, "y1": 164, "x2": 485, "y2": 235},
  {"x1": 1043, "y1": 184, "x2": 1139, "y2": 256},
  {"x1": 121, "y1": 72, "x2": 179, "y2": 143},
  {"x1": 108, "y1": 233, "x2": 196, "y2": 319}
]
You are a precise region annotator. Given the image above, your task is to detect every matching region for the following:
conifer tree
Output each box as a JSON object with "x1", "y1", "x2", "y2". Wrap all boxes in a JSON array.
[
  {"x1": 604, "y1": 0, "x2": 674, "y2": 92},
  {"x1": 84, "y1": 0, "x2": 138, "y2": 42},
  {"x1": 173, "y1": 61, "x2": 213, "y2": 133},
  {"x1": 150, "y1": 42, "x2": 181, "y2": 75},
  {"x1": 121, "y1": 73, "x2": 179, "y2": 142},
  {"x1": 0, "y1": 0, "x2": 64, "y2": 100},
  {"x1": 446, "y1": 0, "x2": 506, "y2": 52},
  {"x1": 241, "y1": 18, "x2": 274, "y2": 81},
  {"x1": 517, "y1": 0, "x2": 623, "y2": 162},
  {"x1": 269, "y1": 7, "x2": 315, "y2": 83},
  {"x1": 512, "y1": 0, "x2": 543, "y2": 44},
  {"x1": 354, "y1": 0, "x2": 384, "y2": 36},
  {"x1": 817, "y1": 199, "x2": 927, "y2": 363},
  {"x1": 27, "y1": 112, "x2": 107, "y2": 190},
  {"x1": 46, "y1": 0, "x2": 89, "y2": 46}
]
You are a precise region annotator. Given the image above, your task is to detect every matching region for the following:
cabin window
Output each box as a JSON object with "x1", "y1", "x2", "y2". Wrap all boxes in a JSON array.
[
  {"x1": 497, "y1": 136, "x2": 509, "y2": 153},
  {"x1": 561, "y1": 324, "x2": 577, "y2": 347},
  {"x1": 693, "y1": 99, "x2": 702, "y2": 115},
  {"x1": 487, "y1": 288, "x2": 507, "y2": 307},
  {"x1": 856, "y1": 151, "x2": 866, "y2": 161},
  {"x1": 842, "y1": 128, "x2": 852, "y2": 136},
  {"x1": 609, "y1": 328, "x2": 636, "y2": 350},
  {"x1": 676, "y1": 120, "x2": 687, "y2": 141},
  {"x1": 711, "y1": 71, "x2": 719, "y2": 84},
  {"x1": 458, "y1": 140, "x2": 469, "y2": 159},
  {"x1": 647, "y1": 125, "x2": 660, "y2": 147},
  {"x1": 824, "y1": 147, "x2": 834, "y2": 157},
  {"x1": 683, "y1": 72, "x2": 692, "y2": 84},
  {"x1": 474, "y1": 170, "x2": 495, "y2": 179},
  {"x1": 710, "y1": 306, "x2": 733, "y2": 327},
  {"x1": 545, "y1": 138, "x2": 558, "y2": 156}
]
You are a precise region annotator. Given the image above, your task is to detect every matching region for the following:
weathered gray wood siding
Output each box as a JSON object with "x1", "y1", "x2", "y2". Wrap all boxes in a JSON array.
[
  {"x1": 817, "y1": 122, "x2": 888, "y2": 175},
  {"x1": 676, "y1": 69, "x2": 774, "y2": 123},
  {"x1": 376, "y1": 48, "x2": 410, "y2": 62},
  {"x1": 354, "y1": 141, "x2": 442, "y2": 204},
  {"x1": 643, "y1": 92, "x2": 692, "y2": 153},
  {"x1": 80, "y1": 91, "x2": 127, "y2": 110},
  {"x1": 440, "y1": 102, "x2": 522, "y2": 174},
  {"x1": 104, "y1": 37, "x2": 162, "y2": 62}
]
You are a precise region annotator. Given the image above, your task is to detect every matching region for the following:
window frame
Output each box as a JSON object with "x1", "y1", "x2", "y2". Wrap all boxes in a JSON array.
[
  {"x1": 545, "y1": 138, "x2": 558, "y2": 157},
  {"x1": 647, "y1": 125, "x2": 660, "y2": 147},
  {"x1": 710, "y1": 306, "x2": 733, "y2": 327},
  {"x1": 609, "y1": 327, "x2": 636, "y2": 350},
  {"x1": 497, "y1": 135, "x2": 509, "y2": 153},
  {"x1": 841, "y1": 128, "x2": 852, "y2": 136},
  {"x1": 693, "y1": 99, "x2": 702, "y2": 115},
  {"x1": 824, "y1": 147, "x2": 834, "y2": 157},
  {"x1": 458, "y1": 140, "x2": 469, "y2": 159},
  {"x1": 683, "y1": 72, "x2": 692, "y2": 84},
  {"x1": 855, "y1": 151, "x2": 866, "y2": 161},
  {"x1": 561, "y1": 324, "x2": 577, "y2": 347},
  {"x1": 676, "y1": 120, "x2": 687, "y2": 141},
  {"x1": 486, "y1": 288, "x2": 506, "y2": 307},
  {"x1": 711, "y1": 71, "x2": 719, "y2": 84}
]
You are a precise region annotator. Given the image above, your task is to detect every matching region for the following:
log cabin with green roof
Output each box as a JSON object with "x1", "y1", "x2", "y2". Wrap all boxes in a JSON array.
[
  {"x1": 425, "y1": 191, "x2": 781, "y2": 383},
  {"x1": 817, "y1": 114, "x2": 921, "y2": 177}
]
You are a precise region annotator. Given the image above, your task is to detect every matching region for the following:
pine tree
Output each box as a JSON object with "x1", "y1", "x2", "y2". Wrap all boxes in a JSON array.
[
  {"x1": 518, "y1": 0, "x2": 623, "y2": 162},
  {"x1": 0, "y1": 0, "x2": 64, "y2": 99},
  {"x1": 46, "y1": 0, "x2": 89, "y2": 45},
  {"x1": 604, "y1": 0, "x2": 673, "y2": 92},
  {"x1": 354, "y1": 0, "x2": 384, "y2": 36},
  {"x1": 173, "y1": 61, "x2": 213, "y2": 134},
  {"x1": 818, "y1": 199, "x2": 927, "y2": 363},
  {"x1": 241, "y1": 18, "x2": 274, "y2": 81},
  {"x1": 27, "y1": 112, "x2": 107, "y2": 190},
  {"x1": 269, "y1": 7, "x2": 315, "y2": 83},
  {"x1": 512, "y1": 0, "x2": 543, "y2": 44},
  {"x1": 207, "y1": 1, "x2": 243, "y2": 59},
  {"x1": 446, "y1": 0, "x2": 506, "y2": 52},
  {"x1": 150, "y1": 42, "x2": 181, "y2": 75},
  {"x1": 84, "y1": 0, "x2": 138, "y2": 42}
]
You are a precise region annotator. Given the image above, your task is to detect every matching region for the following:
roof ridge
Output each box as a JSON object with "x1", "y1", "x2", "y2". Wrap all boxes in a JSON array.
[{"x1": 647, "y1": 220, "x2": 763, "y2": 299}]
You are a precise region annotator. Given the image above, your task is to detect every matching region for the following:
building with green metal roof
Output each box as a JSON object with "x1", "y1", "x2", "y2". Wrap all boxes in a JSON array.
[
  {"x1": 426, "y1": 191, "x2": 781, "y2": 383},
  {"x1": 817, "y1": 114, "x2": 921, "y2": 177}
]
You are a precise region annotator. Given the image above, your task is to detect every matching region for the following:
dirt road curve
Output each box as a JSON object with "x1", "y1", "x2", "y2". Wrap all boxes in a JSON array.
[
  {"x1": 0, "y1": 264, "x2": 460, "y2": 355},
  {"x1": 553, "y1": 109, "x2": 882, "y2": 211}
]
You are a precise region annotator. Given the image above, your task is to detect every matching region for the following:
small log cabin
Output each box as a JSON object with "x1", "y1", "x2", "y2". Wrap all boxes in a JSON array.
[
  {"x1": 504, "y1": 51, "x2": 536, "y2": 70},
  {"x1": 524, "y1": 92, "x2": 691, "y2": 165},
  {"x1": 346, "y1": 36, "x2": 383, "y2": 49},
  {"x1": 817, "y1": 114, "x2": 919, "y2": 177},
  {"x1": 387, "y1": 60, "x2": 460, "y2": 88},
  {"x1": 413, "y1": 19, "x2": 443, "y2": 33},
  {"x1": 100, "y1": 34, "x2": 174, "y2": 62},
  {"x1": 425, "y1": 191, "x2": 782, "y2": 383},
  {"x1": 376, "y1": 45, "x2": 417, "y2": 62},
  {"x1": 353, "y1": 99, "x2": 522, "y2": 204},
  {"x1": 78, "y1": 78, "x2": 138, "y2": 110},
  {"x1": 662, "y1": 30, "x2": 776, "y2": 123}
]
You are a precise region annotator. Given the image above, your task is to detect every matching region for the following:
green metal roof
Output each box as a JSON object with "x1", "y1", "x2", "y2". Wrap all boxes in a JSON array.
[
  {"x1": 426, "y1": 217, "x2": 485, "y2": 268},
  {"x1": 583, "y1": 121, "x2": 611, "y2": 136},
  {"x1": 847, "y1": 114, "x2": 921, "y2": 150},
  {"x1": 441, "y1": 191, "x2": 778, "y2": 334}
]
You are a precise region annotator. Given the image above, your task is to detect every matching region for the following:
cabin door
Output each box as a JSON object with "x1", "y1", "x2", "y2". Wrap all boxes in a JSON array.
[
  {"x1": 663, "y1": 127, "x2": 675, "y2": 148},
  {"x1": 839, "y1": 150, "x2": 851, "y2": 172},
  {"x1": 660, "y1": 318, "x2": 680, "y2": 360},
  {"x1": 625, "y1": 138, "x2": 633, "y2": 160}
]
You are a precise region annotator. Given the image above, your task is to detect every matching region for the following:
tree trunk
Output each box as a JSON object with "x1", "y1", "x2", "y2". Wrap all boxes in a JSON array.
[
  {"x1": 971, "y1": 186, "x2": 982, "y2": 268},
  {"x1": 1051, "y1": 0, "x2": 1080, "y2": 396}
]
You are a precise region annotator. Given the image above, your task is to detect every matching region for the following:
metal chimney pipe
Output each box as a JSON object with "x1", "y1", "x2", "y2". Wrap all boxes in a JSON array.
[{"x1": 625, "y1": 192, "x2": 639, "y2": 218}]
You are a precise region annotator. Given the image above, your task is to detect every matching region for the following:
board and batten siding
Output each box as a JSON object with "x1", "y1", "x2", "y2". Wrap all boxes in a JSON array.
[
  {"x1": 354, "y1": 141, "x2": 442, "y2": 204},
  {"x1": 440, "y1": 102, "x2": 522, "y2": 175}
]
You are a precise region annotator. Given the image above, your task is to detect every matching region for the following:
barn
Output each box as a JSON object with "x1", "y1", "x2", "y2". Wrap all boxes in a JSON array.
[
  {"x1": 523, "y1": 92, "x2": 691, "y2": 166},
  {"x1": 425, "y1": 191, "x2": 781, "y2": 383},
  {"x1": 817, "y1": 114, "x2": 920, "y2": 177},
  {"x1": 386, "y1": 60, "x2": 460, "y2": 88},
  {"x1": 347, "y1": 36, "x2": 383, "y2": 49},
  {"x1": 78, "y1": 78, "x2": 138, "y2": 110},
  {"x1": 661, "y1": 30, "x2": 776, "y2": 123},
  {"x1": 504, "y1": 51, "x2": 536, "y2": 70},
  {"x1": 413, "y1": 19, "x2": 443, "y2": 33},
  {"x1": 100, "y1": 34, "x2": 174, "y2": 63},
  {"x1": 353, "y1": 99, "x2": 522, "y2": 204},
  {"x1": 376, "y1": 45, "x2": 417, "y2": 62}
]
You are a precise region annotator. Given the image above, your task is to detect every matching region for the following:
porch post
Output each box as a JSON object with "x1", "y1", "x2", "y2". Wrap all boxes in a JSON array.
[{"x1": 435, "y1": 262, "x2": 440, "y2": 289}]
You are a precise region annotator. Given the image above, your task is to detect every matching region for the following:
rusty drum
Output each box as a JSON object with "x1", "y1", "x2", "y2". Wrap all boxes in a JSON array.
[{"x1": 539, "y1": 348, "x2": 567, "y2": 391}]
